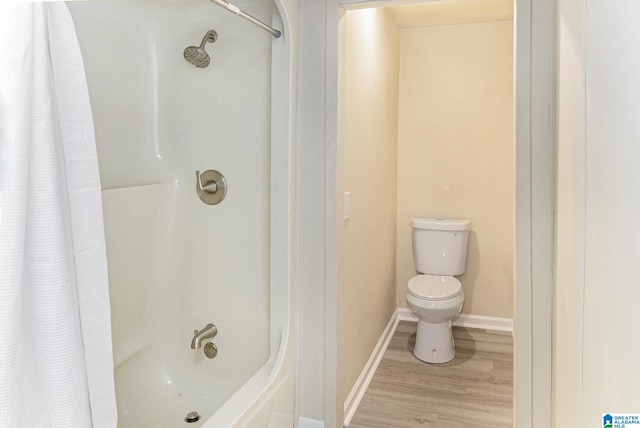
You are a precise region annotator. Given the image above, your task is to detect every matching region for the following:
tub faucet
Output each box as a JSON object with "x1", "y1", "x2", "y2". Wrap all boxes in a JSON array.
[{"x1": 191, "y1": 323, "x2": 217, "y2": 349}]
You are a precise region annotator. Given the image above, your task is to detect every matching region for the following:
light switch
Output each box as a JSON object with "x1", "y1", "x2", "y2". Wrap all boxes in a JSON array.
[{"x1": 343, "y1": 192, "x2": 351, "y2": 220}]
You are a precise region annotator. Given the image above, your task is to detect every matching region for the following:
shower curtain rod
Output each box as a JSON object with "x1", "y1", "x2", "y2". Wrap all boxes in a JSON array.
[{"x1": 208, "y1": 0, "x2": 282, "y2": 38}]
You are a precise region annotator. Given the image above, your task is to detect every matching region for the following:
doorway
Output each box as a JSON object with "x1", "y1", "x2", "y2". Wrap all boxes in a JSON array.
[
  {"x1": 338, "y1": 2, "x2": 515, "y2": 425},
  {"x1": 296, "y1": 0, "x2": 555, "y2": 426}
]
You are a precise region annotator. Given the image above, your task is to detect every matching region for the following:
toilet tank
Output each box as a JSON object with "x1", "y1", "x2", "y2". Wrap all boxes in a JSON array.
[{"x1": 412, "y1": 218, "x2": 471, "y2": 276}]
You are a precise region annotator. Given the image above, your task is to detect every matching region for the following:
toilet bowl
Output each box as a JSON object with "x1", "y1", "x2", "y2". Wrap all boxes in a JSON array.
[{"x1": 406, "y1": 274, "x2": 464, "y2": 363}]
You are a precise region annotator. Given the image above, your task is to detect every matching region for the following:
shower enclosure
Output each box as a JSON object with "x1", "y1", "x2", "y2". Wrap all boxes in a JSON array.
[{"x1": 66, "y1": 0, "x2": 294, "y2": 426}]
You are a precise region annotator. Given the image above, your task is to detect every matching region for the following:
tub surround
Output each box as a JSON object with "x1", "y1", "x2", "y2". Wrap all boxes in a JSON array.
[{"x1": 67, "y1": 0, "x2": 295, "y2": 425}]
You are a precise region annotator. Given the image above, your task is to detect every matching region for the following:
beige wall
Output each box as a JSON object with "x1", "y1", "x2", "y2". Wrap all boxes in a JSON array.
[
  {"x1": 338, "y1": 8, "x2": 400, "y2": 408},
  {"x1": 395, "y1": 20, "x2": 514, "y2": 318}
]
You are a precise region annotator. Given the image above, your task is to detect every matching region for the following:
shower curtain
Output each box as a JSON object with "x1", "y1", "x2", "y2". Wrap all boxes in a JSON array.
[{"x1": 0, "y1": 3, "x2": 117, "y2": 427}]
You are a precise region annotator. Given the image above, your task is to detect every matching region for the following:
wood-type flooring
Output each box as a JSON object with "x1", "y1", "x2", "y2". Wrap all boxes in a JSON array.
[{"x1": 349, "y1": 321, "x2": 513, "y2": 428}]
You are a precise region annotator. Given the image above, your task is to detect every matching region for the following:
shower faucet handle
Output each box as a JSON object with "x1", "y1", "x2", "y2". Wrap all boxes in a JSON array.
[
  {"x1": 195, "y1": 170, "x2": 227, "y2": 205},
  {"x1": 196, "y1": 171, "x2": 218, "y2": 193}
]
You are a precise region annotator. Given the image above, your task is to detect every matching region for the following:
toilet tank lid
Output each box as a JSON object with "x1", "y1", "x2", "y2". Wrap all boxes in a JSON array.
[{"x1": 411, "y1": 218, "x2": 471, "y2": 231}]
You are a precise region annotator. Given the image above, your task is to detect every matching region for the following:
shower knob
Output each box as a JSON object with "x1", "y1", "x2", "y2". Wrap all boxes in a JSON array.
[
  {"x1": 196, "y1": 170, "x2": 227, "y2": 205},
  {"x1": 203, "y1": 342, "x2": 218, "y2": 359}
]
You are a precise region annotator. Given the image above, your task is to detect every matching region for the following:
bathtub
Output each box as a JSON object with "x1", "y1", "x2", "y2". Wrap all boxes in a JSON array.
[{"x1": 67, "y1": 0, "x2": 295, "y2": 426}]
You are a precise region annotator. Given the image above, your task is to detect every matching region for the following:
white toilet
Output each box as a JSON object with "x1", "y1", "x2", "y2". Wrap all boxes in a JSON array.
[{"x1": 406, "y1": 218, "x2": 470, "y2": 363}]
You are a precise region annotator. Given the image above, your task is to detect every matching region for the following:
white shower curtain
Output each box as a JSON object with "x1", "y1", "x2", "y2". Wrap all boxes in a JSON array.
[{"x1": 0, "y1": 3, "x2": 117, "y2": 427}]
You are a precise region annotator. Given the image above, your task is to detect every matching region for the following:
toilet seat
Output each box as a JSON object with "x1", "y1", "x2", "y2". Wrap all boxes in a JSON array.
[{"x1": 407, "y1": 275, "x2": 462, "y2": 301}]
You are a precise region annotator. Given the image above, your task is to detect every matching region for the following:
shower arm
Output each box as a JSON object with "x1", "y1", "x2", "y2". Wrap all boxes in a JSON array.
[{"x1": 208, "y1": 0, "x2": 282, "y2": 38}]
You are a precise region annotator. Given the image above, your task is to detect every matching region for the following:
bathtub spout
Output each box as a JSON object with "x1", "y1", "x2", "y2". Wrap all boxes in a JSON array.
[{"x1": 191, "y1": 323, "x2": 218, "y2": 349}]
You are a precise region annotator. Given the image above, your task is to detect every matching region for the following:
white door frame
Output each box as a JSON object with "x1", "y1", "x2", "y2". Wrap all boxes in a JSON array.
[{"x1": 296, "y1": 0, "x2": 556, "y2": 425}]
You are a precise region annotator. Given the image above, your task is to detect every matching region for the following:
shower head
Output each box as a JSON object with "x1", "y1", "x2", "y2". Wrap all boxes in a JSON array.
[{"x1": 184, "y1": 30, "x2": 217, "y2": 68}]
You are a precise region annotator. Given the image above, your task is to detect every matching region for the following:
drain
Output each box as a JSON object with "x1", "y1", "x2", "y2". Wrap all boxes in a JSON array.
[{"x1": 185, "y1": 411, "x2": 200, "y2": 423}]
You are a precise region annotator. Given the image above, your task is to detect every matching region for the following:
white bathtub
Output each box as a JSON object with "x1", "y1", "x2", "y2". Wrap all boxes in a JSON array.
[{"x1": 67, "y1": 0, "x2": 295, "y2": 426}]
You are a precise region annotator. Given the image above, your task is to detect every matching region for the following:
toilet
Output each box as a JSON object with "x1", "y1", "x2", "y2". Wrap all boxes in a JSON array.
[{"x1": 406, "y1": 218, "x2": 470, "y2": 363}]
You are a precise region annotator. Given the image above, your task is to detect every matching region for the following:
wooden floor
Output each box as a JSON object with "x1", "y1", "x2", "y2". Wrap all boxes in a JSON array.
[{"x1": 349, "y1": 321, "x2": 513, "y2": 428}]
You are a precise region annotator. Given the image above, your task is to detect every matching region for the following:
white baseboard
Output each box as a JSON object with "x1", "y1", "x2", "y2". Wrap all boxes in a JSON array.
[
  {"x1": 397, "y1": 308, "x2": 419, "y2": 322},
  {"x1": 452, "y1": 313, "x2": 513, "y2": 332},
  {"x1": 397, "y1": 308, "x2": 513, "y2": 332},
  {"x1": 343, "y1": 310, "x2": 399, "y2": 427}
]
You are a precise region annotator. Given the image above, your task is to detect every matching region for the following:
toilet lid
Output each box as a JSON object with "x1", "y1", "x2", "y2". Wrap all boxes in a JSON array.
[{"x1": 407, "y1": 275, "x2": 462, "y2": 301}]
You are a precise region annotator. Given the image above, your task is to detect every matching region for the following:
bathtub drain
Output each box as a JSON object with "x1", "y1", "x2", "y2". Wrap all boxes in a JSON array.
[{"x1": 185, "y1": 411, "x2": 200, "y2": 423}]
